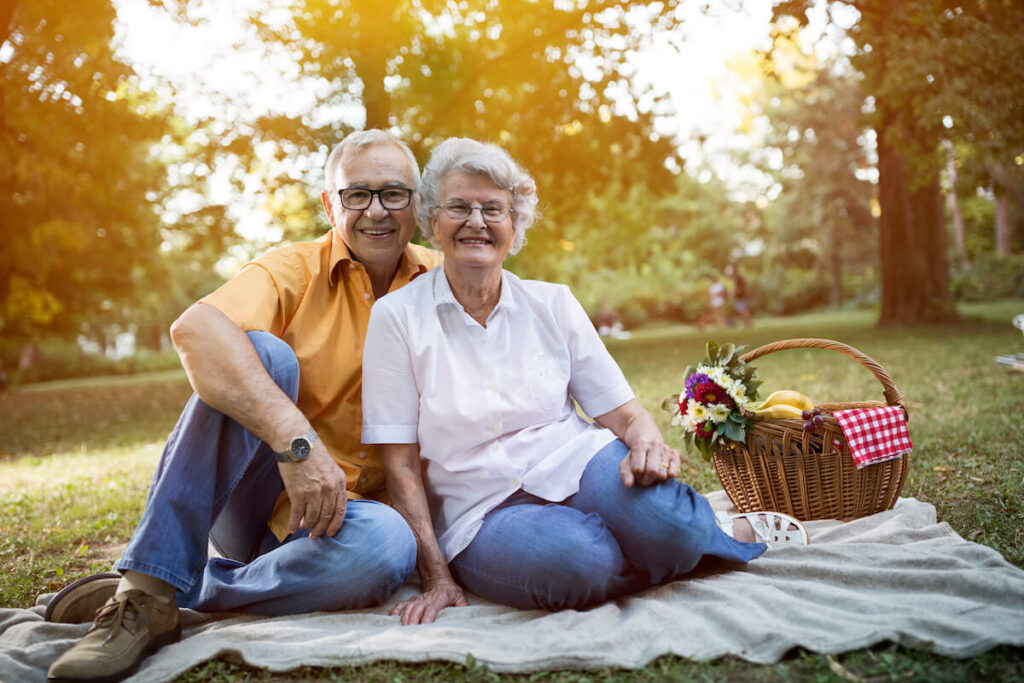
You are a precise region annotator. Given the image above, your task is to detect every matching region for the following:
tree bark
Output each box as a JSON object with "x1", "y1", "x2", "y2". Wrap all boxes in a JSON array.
[
  {"x1": 942, "y1": 140, "x2": 967, "y2": 266},
  {"x1": 876, "y1": 119, "x2": 957, "y2": 325},
  {"x1": 354, "y1": 55, "x2": 389, "y2": 130},
  {"x1": 995, "y1": 193, "x2": 1012, "y2": 255}
]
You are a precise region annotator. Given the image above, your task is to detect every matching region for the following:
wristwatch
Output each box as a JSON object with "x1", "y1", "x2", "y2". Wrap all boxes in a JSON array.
[{"x1": 275, "y1": 427, "x2": 318, "y2": 463}]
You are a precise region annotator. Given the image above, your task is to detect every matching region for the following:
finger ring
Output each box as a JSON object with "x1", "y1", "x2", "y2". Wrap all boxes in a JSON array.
[{"x1": 659, "y1": 463, "x2": 669, "y2": 471}]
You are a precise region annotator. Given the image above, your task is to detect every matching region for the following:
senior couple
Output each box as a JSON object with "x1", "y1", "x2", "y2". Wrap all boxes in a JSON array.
[{"x1": 46, "y1": 130, "x2": 807, "y2": 682}]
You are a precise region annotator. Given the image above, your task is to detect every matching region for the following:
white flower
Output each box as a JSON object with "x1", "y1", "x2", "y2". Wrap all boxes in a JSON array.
[
  {"x1": 710, "y1": 403, "x2": 731, "y2": 423},
  {"x1": 706, "y1": 366, "x2": 727, "y2": 385},
  {"x1": 689, "y1": 402, "x2": 709, "y2": 422}
]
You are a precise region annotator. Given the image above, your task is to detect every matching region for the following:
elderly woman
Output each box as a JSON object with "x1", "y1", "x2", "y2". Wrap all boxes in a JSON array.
[{"x1": 361, "y1": 138, "x2": 807, "y2": 624}]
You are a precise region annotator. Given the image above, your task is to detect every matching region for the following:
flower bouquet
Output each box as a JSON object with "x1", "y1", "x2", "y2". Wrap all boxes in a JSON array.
[{"x1": 662, "y1": 341, "x2": 762, "y2": 460}]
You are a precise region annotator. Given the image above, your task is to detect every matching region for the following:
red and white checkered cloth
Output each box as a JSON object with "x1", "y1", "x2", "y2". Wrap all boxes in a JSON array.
[{"x1": 833, "y1": 405, "x2": 913, "y2": 469}]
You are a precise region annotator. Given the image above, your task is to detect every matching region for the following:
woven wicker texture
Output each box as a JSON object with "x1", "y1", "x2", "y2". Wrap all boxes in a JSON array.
[{"x1": 713, "y1": 338, "x2": 911, "y2": 520}]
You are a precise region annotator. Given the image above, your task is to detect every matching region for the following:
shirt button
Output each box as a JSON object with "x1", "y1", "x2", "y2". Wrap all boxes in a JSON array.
[
  {"x1": 358, "y1": 451, "x2": 366, "y2": 459},
  {"x1": 363, "y1": 292, "x2": 371, "y2": 300},
  {"x1": 513, "y1": 478, "x2": 520, "y2": 487},
  {"x1": 359, "y1": 476, "x2": 367, "y2": 484},
  {"x1": 492, "y1": 425, "x2": 500, "y2": 433},
  {"x1": 487, "y1": 382, "x2": 496, "y2": 390}
]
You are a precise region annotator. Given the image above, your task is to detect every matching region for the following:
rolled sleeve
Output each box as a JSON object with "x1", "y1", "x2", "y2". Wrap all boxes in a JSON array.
[{"x1": 361, "y1": 301, "x2": 420, "y2": 445}]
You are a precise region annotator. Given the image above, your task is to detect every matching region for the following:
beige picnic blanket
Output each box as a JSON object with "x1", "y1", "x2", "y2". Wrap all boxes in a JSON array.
[{"x1": 2, "y1": 493, "x2": 1023, "y2": 682}]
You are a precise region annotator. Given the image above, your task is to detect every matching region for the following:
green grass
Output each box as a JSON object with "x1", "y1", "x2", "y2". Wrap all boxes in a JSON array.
[{"x1": 2, "y1": 300, "x2": 1022, "y2": 680}]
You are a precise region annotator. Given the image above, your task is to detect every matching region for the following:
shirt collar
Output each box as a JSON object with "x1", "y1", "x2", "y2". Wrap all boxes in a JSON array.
[
  {"x1": 432, "y1": 267, "x2": 518, "y2": 317},
  {"x1": 327, "y1": 230, "x2": 431, "y2": 288}
]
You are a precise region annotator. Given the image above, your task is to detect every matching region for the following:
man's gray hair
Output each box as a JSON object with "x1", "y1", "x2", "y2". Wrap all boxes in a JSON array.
[
  {"x1": 418, "y1": 137, "x2": 539, "y2": 255},
  {"x1": 323, "y1": 129, "x2": 420, "y2": 197}
]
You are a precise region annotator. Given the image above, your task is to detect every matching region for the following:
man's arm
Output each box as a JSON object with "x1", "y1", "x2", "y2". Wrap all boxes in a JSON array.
[
  {"x1": 170, "y1": 302, "x2": 346, "y2": 539},
  {"x1": 379, "y1": 443, "x2": 467, "y2": 625}
]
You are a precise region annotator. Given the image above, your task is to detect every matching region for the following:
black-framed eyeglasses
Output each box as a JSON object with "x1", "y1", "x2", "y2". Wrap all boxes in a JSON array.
[
  {"x1": 338, "y1": 187, "x2": 413, "y2": 211},
  {"x1": 436, "y1": 200, "x2": 513, "y2": 222}
]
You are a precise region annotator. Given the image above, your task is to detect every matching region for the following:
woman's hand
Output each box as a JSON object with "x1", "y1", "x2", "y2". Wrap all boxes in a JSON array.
[
  {"x1": 390, "y1": 581, "x2": 469, "y2": 625},
  {"x1": 617, "y1": 437, "x2": 680, "y2": 487},
  {"x1": 594, "y1": 399, "x2": 680, "y2": 487}
]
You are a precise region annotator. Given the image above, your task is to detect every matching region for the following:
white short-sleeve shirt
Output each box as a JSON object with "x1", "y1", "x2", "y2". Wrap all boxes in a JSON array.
[{"x1": 362, "y1": 267, "x2": 635, "y2": 561}]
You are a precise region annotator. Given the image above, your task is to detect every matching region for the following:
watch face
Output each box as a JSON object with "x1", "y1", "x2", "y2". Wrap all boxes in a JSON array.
[{"x1": 291, "y1": 437, "x2": 312, "y2": 460}]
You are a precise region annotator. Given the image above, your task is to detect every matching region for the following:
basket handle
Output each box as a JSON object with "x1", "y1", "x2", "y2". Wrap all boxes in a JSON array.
[{"x1": 739, "y1": 338, "x2": 908, "y2": 417}]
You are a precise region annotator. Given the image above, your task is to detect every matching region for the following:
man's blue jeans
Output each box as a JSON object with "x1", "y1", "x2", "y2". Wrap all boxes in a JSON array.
[
  {"x1": 116, "y1": 332, "x2": 416, "y2": 616},
  {"x1": 450, "y1": 439, "x2": 766, "y2": 610}
]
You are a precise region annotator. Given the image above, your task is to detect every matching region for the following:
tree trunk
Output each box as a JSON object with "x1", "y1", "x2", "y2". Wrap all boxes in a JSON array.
[
  {"x1": 876, "y1": 123, "x2": 957, "y2": 325},
  {"x1": 355, "y1": 55, "x2": 389, "y2": 130},
  {"x1": 995, "y1": 192, "x2": 1012, "y2": 255},
  {"x1": 943, "y1": 140, "x2": 967, "y2": 265}
]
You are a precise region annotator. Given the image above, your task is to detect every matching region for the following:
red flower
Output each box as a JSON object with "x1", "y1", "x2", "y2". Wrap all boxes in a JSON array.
[
  {"x1": 693, "y1": 380, "x2": 735, "y2": 408},
  {"x1": 695, "y1": 421, "x2": 715, "y2": 439},
  {"x1": 677, "y1": 396, "x2": 690, "y2": 415}
]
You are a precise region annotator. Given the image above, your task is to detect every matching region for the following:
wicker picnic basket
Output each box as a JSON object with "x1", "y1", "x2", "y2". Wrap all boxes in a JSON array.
[{"x1": 713, "y1": 338, "x2": 911, "y2": 521}]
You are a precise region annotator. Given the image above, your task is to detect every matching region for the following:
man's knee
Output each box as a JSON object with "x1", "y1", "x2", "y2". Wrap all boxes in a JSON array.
[
  {"x1": 246, "y1": 331, "x2": 299, "y2": 399},
  {"x1": 321, "y1": 503, "x2": 416, "y2": 599}
]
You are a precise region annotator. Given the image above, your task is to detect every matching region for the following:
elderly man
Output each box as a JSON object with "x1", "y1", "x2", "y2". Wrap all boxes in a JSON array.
[{"x1": 46, "y1": 129, "x2": 442, "y2": 683}]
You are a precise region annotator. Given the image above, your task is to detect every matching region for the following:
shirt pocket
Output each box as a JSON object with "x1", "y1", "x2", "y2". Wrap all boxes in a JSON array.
[{"x1": 523, "y1": 352, "x2": 570, "y2": 413}]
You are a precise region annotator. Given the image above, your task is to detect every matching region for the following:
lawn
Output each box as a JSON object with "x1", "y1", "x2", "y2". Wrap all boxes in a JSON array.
[{"x1": 1, "y1": 300, "x2": 1022, "y2": 681}]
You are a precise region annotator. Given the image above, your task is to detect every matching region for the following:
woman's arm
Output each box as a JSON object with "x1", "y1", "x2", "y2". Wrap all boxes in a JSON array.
[
  {"x1": 379, "y1": 443, "x2": 468, "y2": 625},
  {"x1": 594, "y1": 398, "x2": 680, "y2": 487}
]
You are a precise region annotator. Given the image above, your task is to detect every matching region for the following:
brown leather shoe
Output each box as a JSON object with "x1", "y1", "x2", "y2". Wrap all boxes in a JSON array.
[
  {"x1": 47, "y1": 590, "x2": 181, "y2": 683},
  {"x1": 45, "y1": 573, "x2": 121, "y2": 624}
]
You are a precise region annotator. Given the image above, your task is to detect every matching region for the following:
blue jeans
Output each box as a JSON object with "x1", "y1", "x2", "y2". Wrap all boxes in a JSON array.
[
  {"x1": 116, "y1": 332, "x2": 416, "y2": 616},
  {"x1": 450, "y1": 439, "x2": 766, "y2": 610}
]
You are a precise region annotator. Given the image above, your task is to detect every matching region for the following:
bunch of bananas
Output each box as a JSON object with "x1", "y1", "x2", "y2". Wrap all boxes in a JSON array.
[{"x1": 745, "y1": 390, "x2": 815, "y2": 420}]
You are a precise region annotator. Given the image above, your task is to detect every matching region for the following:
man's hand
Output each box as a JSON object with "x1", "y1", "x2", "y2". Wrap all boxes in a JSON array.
[
  {"x1": 279, "y1": 442, "x2": 347, "y2": 539},
  {"x1": 618, "y1": 437, "x2": 680, "y2": 488},
  {"x1": 390, "y1": 580, "x2": 468, "y2": 625}
]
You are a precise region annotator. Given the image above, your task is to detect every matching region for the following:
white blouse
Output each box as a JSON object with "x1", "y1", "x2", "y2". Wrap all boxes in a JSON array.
[{"x1": 361, "y1": 267, "x2": 634, "y2": 561}]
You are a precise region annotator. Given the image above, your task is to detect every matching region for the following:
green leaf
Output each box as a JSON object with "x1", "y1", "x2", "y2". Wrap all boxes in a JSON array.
[
  {"x1": 661, "y1": 395, "x2": 680, "y2": 412},
  {"x1": 720, "y1": 342, "x2": 736, "y2": 365},
  {"x1": 706, "y1": 340, "x2": 720, "y2": 362},
  {"x1": 723, "y1": 419, "x2": 745, "y2": 441}
]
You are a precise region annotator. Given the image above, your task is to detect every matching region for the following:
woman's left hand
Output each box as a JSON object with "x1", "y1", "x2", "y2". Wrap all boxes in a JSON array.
[
  {"x1": 390, "y1": 580, "x2": 469, "y2": 626},
  {"x1": 618, "y1": 437, "x2": 681, "y2": 488}
]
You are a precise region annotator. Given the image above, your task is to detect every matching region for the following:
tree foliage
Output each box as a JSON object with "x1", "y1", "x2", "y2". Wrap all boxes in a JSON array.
[
  {"x1": 250, "y1": 0, "x2": 684, "y2": 281},
  {"x1": 0, "y1": 0, "x2": 246, "y2": 361}
]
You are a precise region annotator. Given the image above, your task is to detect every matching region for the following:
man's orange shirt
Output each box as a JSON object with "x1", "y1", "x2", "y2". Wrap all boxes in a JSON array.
[{"x1": 202, "y1": 230, "x2": 442, "y2": 540}]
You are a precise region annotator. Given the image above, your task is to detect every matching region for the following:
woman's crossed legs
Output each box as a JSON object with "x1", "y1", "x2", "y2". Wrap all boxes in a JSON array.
[{"x1": 450, "y1": 439, "x2": 765, "y2": 610}]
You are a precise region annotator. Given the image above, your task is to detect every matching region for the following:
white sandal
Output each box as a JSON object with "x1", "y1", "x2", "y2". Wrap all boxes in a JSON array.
[{"x1": 715, "y1": 510, "x2": 810, "y2": 548}]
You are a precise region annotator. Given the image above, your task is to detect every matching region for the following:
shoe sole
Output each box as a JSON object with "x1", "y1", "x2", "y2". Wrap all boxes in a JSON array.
[
  {"x1": 44, "y1": 573, "x2": 122, "y2": 624},
  {"x1": 47, "y1": 619, "x2": 182, "y2": 683}
]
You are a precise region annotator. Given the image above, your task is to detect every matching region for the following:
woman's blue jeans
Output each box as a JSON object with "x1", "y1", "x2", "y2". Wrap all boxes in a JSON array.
[
  {"x1": 116, "y1": 332, "x2": 416, "y2": 616},
  {"x1": 450, "y1": 439, "x2": 766, "y2": 610}
]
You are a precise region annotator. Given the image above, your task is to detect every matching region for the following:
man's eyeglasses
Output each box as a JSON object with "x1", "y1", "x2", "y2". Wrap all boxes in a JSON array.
[
  {"x1": 437, "y1": 200, "x2": 512, "y2": 222},
  {"x1": 338, "y1": 187, "x2": 413, "y2": 211}
]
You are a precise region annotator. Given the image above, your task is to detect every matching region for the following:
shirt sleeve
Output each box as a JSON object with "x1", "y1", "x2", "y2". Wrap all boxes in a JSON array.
[
  {"x1": 559, "y1": 286, "x2": 635, "y2": 418},
  {"x1": 361, "y1": 299, "x2": 420, "y2": 444},
  {"x1": 200, "y1": 253, "x2": 303, "y2": 335}
]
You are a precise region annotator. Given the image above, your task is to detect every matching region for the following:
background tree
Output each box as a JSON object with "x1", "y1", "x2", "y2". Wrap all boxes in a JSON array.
[
  {"x1": 773, "y1": 0, "x2": 1024, "y2": 325},
  {"x1": 745, "y1": 50, "x2": 876, "y2": 310},
  {"x1": 0, "y1": 0, "x2": 244, "y2": 370},
  {"x1": 250, "y1": 0, "x2": 684, "y2": 283}
]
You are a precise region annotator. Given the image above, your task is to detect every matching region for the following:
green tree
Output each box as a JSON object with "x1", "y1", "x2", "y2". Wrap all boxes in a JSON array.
[
  {"x1": 250, "y1": 0, "x2": 684, "y2": 282},
  {"x1": 773, "y1": 0, "x2": 1024, "y2": 324},
  {"x1": 0, "y1": 0, "x2": 245, "y2": 364},
  {"x1": 0, "y1": 0, "x2": 171, "y2": 352},
  {"x1": 748, "y1": 54, "x2": 876, "y2": 309}
]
